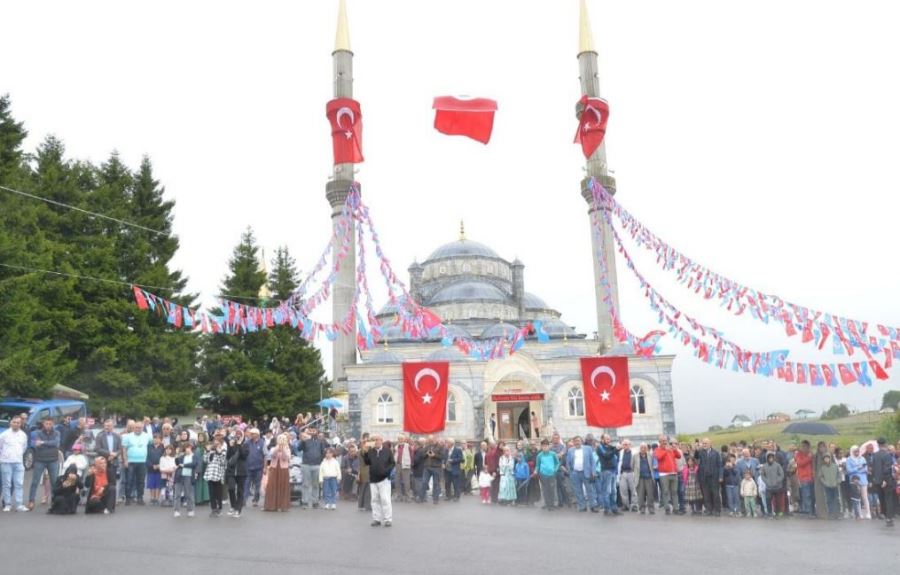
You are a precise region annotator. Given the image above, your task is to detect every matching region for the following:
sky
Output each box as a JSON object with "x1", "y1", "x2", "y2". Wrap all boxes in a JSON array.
[{"x1": 2, "y1": 0, "x2": 899, "y2": 432}]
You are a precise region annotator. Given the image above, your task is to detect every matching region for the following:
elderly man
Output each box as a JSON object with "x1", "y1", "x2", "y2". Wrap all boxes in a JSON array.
[
  {"x1": 566, "y1": 436, "x2": 597, "y2": 512},
  {"x1": 394, "y1": 434, "x2": 413, "y2": 502},
  {"x1": 363, "y1": 434, "x2": 395, "y2": 526},
  {"x1": 297, "y1": 427, "x2": 326, "y2": 509},
  {"x1": 121, "y1": 420, "x2": 152, "y2": 505},
  {"x1": 0, "y1": 416, "x2": 29, "y2": 512},
  {"x1": 617, "y1": 439, "x2": 637, "y2": 512},
  {"x1": 696, "y1": 438, "x2": 723, "y2": 516},
  {"x1": 635, "y1": 443, "x2": 656, "y2": 514},
  {"x1": 244, "y1": 428, "x2": 267, "y2": 507},
  {"x1": 445, "y1": 438, "x2": 463, "y2": 501},
  {"x1": 653, "y1": 435, "x2": 681, "y2": 515}
]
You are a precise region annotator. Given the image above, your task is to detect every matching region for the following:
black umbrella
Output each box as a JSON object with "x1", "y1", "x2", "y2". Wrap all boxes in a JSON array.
[{"x1": 782, "y1": 422, "x2": 839, "y2": 435}]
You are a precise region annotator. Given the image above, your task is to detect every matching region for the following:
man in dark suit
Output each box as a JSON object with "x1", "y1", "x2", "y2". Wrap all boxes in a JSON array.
[
  {"x1": 445, "y1": 438, "x2": 463, "y2": 501},
  {"x1": 94, "y1": 419, "x2": 122, "y2": 487},
  {"x1": 696, "y1": 437, "x2": 723, "y2": 516},
  {"x1": 871, "y1": 437, "x2": 896, "y2": 527}
]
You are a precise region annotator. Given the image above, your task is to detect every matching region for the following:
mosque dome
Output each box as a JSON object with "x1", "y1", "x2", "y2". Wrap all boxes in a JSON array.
[
  {"x1": 429, "y1": 281, "x2": 507, "y2": 305},
  {"x1": 481, "y1": 322, "x2": 520, "y2": 339},
  {"x1": 426, "y1": 239, "x2": 500, "y2": 261},
  {"x1": 523, "y1": 292, "x2": 549, "y2": 309}
]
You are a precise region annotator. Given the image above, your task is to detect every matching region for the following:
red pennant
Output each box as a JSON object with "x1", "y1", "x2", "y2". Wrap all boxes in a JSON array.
[
  {"x1": 402, "y1": 362, "x2": 450, "y2": 434},
  {"x1": 432, "y1": 96, "x2": 498, "y2": 144},
  {"x1": 801, "y1": 321, "x2": 814, "y2": 343},
  {"x1": 574, "y1": 95, "x2": 610, "y2": 159},
  {"x1": 580, "y1": 357, "x2": 632, "y2": 428},
  {"x1": 817, "y1": 323, "x2": 831, "y2": 350},
  {"x1": 784, "y1": 362, "x2": 795, "y2": 383},
  {"x1": 796, "y1": 364, "x2": 807, "y2": 384},
  {"x1": 869, "y1": 360, "x2": 889, "y2": 381},
  {"x1": 885, "y1": 348, "x2": 894, "y2": 370},
  {"x1": 132, "y1": 286, "x2": 149, "y2": 311},
  {"x1": 326, "y1": 98, "x2": 364, "y2": 164},
  {"x1": 838, "y1": 364, "x2": 857, "y2": 385}
]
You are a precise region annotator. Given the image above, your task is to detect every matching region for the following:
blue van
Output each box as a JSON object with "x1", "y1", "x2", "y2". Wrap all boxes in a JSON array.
[{"x1": 0, "y1": 399, "x2": 88, "y2": 468}]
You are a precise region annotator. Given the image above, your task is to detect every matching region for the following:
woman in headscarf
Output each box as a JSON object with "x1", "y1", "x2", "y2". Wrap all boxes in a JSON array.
[
  {"x1": 84, "y1": 456, "x2": 116, "y2": 514},
  {"x1": 48, "y1": 464, "x2": 82, "y2": 515},
  {"x1": 264, "y1": 433, "x2": 292, "y2": 512},
  {"x1": 845, "y1": 445, "x2": 871, "y2": 519},
  {"x1": 194, "y1": 432, "x2": 210, "y2": 505}
]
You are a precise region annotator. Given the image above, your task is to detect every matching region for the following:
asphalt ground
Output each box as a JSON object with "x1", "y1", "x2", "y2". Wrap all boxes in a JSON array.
[{"x1": 0, "y1": 492, "x2": 897, "y2": 575}]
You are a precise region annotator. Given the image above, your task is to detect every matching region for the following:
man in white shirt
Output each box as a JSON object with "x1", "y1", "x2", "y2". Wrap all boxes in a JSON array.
[{"x1": 0, "y1": 416, "x2": 30, "y2": 512}]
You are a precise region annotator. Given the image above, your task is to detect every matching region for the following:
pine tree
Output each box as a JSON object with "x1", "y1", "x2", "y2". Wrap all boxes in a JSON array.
[{"x1": 200, "y1": 234, "x2": 327, "y2": 419}]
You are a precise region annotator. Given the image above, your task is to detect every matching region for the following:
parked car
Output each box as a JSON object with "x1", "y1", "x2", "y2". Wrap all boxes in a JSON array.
[{"x1": 0, "y1": 398, "x2": 88, "y2": 469}]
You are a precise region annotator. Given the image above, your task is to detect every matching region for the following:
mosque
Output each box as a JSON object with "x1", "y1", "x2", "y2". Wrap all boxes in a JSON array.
[{"x1": 324, "y1": 0, "x2": 677, "y2": 443}]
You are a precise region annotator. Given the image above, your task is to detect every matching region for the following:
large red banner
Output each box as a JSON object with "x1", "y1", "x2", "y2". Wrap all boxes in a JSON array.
[
  {"x1": 402, "y1": 362, "x2": 450, "y2": 433},
  {"x1": 326, "y1": 98, "x2": 364, "y2": 165},
  {"x1": 580, "y1": 356, "x2": 632, "y2": 428}
]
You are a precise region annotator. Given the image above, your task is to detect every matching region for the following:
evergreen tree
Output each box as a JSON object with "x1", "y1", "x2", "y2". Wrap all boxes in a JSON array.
[{"x1": 200, "y1": 233, "x2": 327, "y2": 419}]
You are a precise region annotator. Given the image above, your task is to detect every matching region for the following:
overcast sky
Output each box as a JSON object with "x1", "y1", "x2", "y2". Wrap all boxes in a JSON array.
[{"x1": 3, "y1": 0, "x2": 899, "y2": 431}]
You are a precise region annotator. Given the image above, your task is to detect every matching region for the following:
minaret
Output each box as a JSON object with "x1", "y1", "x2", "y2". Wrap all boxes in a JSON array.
[
  {"x1": 326, "y1": 0, "x2": 357, "y2": 391},
  {"x1": 258, "y1": 248, "x2": 271, "y2": 303},
  {"x1": 577, "y1": 0, "x2": 619, "y2": 353}
]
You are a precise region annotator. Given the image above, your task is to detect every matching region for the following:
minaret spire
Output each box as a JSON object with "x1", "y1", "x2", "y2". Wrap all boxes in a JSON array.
[
  {"x1": 576, "y1": 0, "x2": 619, "y2": 353},
  {"x1": 335, "y1": 0, "x2": 351, "y2": 53}
]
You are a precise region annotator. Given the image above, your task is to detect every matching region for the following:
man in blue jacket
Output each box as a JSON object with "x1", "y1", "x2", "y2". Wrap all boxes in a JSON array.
[
  {"x1": 28, "y1": 418, "x2": 61, "y2": 510},
  {"x1": 596, "y1": 434, "x2": 622, "y2": 516},
  {"x1": 566, "y1": 436, "x2": 597, "y2": 512},
  {"x1": 243, "y1": 428, "x2": 267, "y2": 507}
]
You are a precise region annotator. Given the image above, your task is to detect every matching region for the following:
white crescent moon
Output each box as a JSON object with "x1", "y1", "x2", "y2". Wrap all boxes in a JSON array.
[
  {"x1": 336, "y1": 107, "x2": 355, "y2": 129},
  {"x1": 590, "y1": 366, "x2": 617, "y2": 390},
  {"x1": 414, "y1": 368, "x2": 442, "y2": 394},
  {"x1": 583, "y1": 104, "x2": 604, "y2": 129}
]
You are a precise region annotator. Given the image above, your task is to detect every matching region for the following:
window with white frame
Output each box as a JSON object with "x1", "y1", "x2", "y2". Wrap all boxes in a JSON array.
[
  {"x1": 375, "y1": 392, "x2": 396, "y2": 424},
  {"x1": 446, "y1": 392, "x2": 457, "y2": 422},
  {"x1": 630, "y1": 385, "x2": 646, "y2": 414},
  {"x1": 567, "y1": 387, "x2": 584, "y2": 417}
]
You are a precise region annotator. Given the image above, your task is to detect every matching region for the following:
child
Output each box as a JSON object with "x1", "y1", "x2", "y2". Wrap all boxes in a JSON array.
[
  {"x1": 478, "y1": 464, "x2": 493, "y2": 504},
  {"x1": 498, "y1": 446, "x2": 517, "y2": 505},
  {"x1": 173, "y1": 443, "x2": 197, "y2": 518},
  {"x1": 740, "y1": 470, "x2": 758, "y2": 518},
  {"x1": 319, "y1": 448, "x2": 342, "y2": 510},
  {"x1": 756, "y1": 469, "x2": 768, "y2": 517},
  {"x1": 849, "y1": 475, "x2": 862, "y2": 519},
  {"x1": 684, "y1": 456, "x2": 702, "y2": 514},
  {"x1": 159, "y1": 445, "x2": 177, "y2": 507},
  {"x1": 723, "y1": 455, "x2": 740, "y2": 517}
]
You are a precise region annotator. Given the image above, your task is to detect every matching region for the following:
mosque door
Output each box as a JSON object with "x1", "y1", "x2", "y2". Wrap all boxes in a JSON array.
[{"x1": 497, "y1": 403, "x2": 527, "y2": 441}]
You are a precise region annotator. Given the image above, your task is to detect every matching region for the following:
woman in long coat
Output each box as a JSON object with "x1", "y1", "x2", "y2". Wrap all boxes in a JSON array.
[
  {"x1": 193, "y1": 432, "x2": 210, "y2": 504},
  {"x1": 264, "y1": 433, "x2": 292, "y2": 512},
  {"x1": 498, "y1": 446, "x2": 517, "y2": 504},
  {"x1": 48, "y1": 464, "x2": 82, "y2": 515}
]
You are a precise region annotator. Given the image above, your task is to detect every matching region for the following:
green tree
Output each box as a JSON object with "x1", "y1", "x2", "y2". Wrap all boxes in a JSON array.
[
  {"x1": 199, "y1": 233, "x2": 327, "y2": 419},
  {"x1": 822, "y1": 403, "x2": 851, "y2": 420},
  {"x1": 881, "y1": 391, "x2": 900, "y2": 411}
]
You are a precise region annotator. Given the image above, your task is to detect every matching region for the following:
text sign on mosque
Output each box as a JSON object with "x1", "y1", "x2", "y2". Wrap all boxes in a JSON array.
[{"x1": 491, "y1": 393, "x2": 545, "y2": 402}]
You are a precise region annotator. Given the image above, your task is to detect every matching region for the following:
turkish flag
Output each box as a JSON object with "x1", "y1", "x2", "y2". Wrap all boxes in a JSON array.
[
  {"x1": 433, "y1": 96, "x2": 497, "y2": 144},
  {"x1": 574, "y1": 95, "x2": 610, "y2": 159},
  {"x1": 580, "y1": 357, "x2": 632, "y2": 428},
  {"x1": 403, "y1": 362, "x2": 450, "y2": 433},
  {"x1": 326, "y1": 98, "x2": 364, "y2": 164},
  {"x1": 132, "y1": 285, "x2": 148, "y2": 310},
  {"x1": 838, "y1": 363, "x2": 857, "y2": 385}
]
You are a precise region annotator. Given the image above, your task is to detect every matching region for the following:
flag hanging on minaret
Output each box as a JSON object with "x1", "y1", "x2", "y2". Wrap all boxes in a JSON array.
[
  {"x1": 326, "y1": 98, "x2": 364, "y2": 165},
  {"x1": 574, "y1": 95, "x2": 609, "y2": 159}
]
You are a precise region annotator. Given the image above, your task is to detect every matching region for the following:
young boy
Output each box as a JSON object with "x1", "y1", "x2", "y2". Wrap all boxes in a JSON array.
[
  {"x1": 849, "y1": 475, "x2": 862, "y2": 520},
  {"x1": 740, "y1": 469, "x2": 758, "y2": 518}
]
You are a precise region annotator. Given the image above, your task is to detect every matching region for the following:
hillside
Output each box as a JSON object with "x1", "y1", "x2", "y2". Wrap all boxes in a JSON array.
[{"x1": 679, "y1": 412, "x2": 891, "y2": 450}]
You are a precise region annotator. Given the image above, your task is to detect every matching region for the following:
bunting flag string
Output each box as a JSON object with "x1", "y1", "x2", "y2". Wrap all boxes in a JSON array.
[
  {"x1": 592, "y1": 180, "x2": 900, "y2": 372},
  {"x1": 590, "y1": 178, "x2": 886, "y2": 386}
]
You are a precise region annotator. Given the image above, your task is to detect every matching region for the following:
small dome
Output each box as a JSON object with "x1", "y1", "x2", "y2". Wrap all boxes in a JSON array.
[
  {"x1": 523, "y1": 292, "x2": 548, "y2": 309},
  {"x1": 442, "y1": 324, "x2": 472, "y2": 340},
  {"x1": 426, "y1": 239, "x2": 500, "y2": 261},
  {"x1": 546, "y1": 345, "x2": 584, "y2": 359},
  {"x1": 373, "y1": 324, "x2": 408, "y2": 343},
  {"x1": 429, "y1": 281, "x2": 507, "y2": 305},
  {"x1": 376, "y1": 295, "x2": 410, "y2": 318},
  {"x1": 539, "y1": 319, "x2": 575, "y2": 337},
  {"x1": 367, "y1": 351, "x2": 402, "y2": 364},
  {"x1": 428, "y1": 347, "x2": 467, "y2": 361},
  {"x1": 481, "y1": 322, "x2": 520, "y2": 339}
]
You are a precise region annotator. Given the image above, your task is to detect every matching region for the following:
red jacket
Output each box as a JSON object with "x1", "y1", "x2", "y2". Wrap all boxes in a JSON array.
[
  {"x1": 654, "y1": 447, "x2": 682, "y2": 474},
  {"x1": 794, "y1": 450, "x2": 813, "y2": 483}
]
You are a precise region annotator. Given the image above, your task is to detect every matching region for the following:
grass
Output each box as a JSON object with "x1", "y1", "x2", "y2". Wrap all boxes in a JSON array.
[{"x1": 678, "y1": 412, "x2": 891, "y2": 450}]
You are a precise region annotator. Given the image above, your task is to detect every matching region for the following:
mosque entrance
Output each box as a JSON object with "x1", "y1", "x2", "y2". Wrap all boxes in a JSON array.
[{"x1": 492, "y1": 392, "x2": 544, "y2": 441}]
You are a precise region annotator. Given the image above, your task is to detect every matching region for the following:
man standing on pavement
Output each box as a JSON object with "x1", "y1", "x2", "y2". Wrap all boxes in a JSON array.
[
  {"x1": 617, "y1": 439, "x2": 637, "y2": 512},
  {"x1": 697, "y1": 438, "x2": 723, "y2": 516},
  {"x1": 0, "y1": 416, "x2": 29, "y2": 512},
  {"x1": 566, "y1": 436, "x2": 597, "y2": 513},
  {"x1": 394, "y1": 434, "x2": 413, "y2": 502},
  {"x1": 421, "y1": 435, "x2": 445, "y2": 504},
  {"x1": 28, "y1": 418, "x2": 61, "y2": 510},
  {"x1": 297, "y1": 427, "x2": 326, "y2": 509},
  {"x1": 363, "y1": 434, "x2": 395, "y2": 526},
  {"x1": 244, "y1": 428, "x2": 266, "y2": 507},
  {"x1": 596, "y1": 434, "x2": 621, "y2": 516},
  {"x1": 653, "y1": 435, "x2": 681, "y2": 515},
  {"x1": 94, "y1": 420, "x2": 121, "y2": 500},
  {"x1": 550, "y1": 433, "x2": 570, "y2": 508},
  {"x1": 534, "y1": 439, "x2": 559, "y2": 510},
  {"x1": 794, "y1": 440, "x2": 815, "y2": 516},
  {"x1": 445, "y1": 438, "x2": 463, "y2": 501},
  {"x1": 121, "y1": 422, "x2": 152, "y2": 505},
  {"x1": 871, "y1": 437, "x2": 896, "y2": 527}
]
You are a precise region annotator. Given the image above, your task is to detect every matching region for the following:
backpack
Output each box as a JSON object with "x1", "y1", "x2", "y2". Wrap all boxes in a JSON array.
[{"x1": 514, "y1": 459, "x2": 530, "y2": 481}]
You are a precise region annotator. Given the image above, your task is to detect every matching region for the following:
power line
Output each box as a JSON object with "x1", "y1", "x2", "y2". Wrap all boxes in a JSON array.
[
  {"x1": 0, "y1": 262, "x2": 279, "y2": 303},
  {"x1": 0, "y1": 184, "x2": 167, "y2": 236}
]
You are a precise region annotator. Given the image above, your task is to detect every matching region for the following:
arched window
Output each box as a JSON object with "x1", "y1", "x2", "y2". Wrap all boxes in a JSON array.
[
  {"x1": 567, "y1": 387, "x2": 584, "y2": 417},
  {"x1": 630, "y1": 385, "x2": 646, "y2": 414},
  {"x1": 376, "y1": 392, "x2": 395, "y2": 424},
  {"x1": 446, "y1": 392, "x2": 457, "y2": 422}
]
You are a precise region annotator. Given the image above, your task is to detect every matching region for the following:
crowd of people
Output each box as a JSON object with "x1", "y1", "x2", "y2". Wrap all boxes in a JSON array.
[{"x1": 0, "y1": 411, "x2": 897, "y2": 529}]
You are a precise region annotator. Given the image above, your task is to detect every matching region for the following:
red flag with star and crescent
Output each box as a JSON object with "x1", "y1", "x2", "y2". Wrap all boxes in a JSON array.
[
  {"x1": 403, "y1": 362, "x2": 450, "y2": 434},
  {"x1": 574, "y1": 95, "x2": 610, "y2": 159},
  {"x1": 326, "y1": 97, "x2": 364, "y2": 165},
  {"x1": 580, "y1": 357, "x2": 632, "y2": 428}
]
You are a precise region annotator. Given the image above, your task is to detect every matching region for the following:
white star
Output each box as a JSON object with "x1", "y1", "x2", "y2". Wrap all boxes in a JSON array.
[
  {"x1": 344, "y1": 131, "x2": 353, "y2": 139},
  {"x1": 422, "y1": 393, "x2": 433, "y2": 404},
  {"x1": 600, "y1": 391, "x2": 610, "y2": 402}
]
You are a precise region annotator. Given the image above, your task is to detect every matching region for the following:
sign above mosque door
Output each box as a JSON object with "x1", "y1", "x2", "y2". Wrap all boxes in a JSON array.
[{"x1": 491, "y1": 393, "x2": 545, "y2": 402}]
